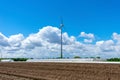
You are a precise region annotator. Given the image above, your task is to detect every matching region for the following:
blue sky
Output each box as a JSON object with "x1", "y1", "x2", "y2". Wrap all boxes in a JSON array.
[
  {"x1": 0, "y1": 0, "x2": 120, "y2": 38},
  {"x1": 0, "y1": 0, "x2": 120, "y2": 58}
]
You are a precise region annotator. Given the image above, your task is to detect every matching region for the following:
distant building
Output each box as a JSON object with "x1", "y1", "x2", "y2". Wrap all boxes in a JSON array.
[{"x1": 1, "y1": 59, "x2": 14, "y2": 62}]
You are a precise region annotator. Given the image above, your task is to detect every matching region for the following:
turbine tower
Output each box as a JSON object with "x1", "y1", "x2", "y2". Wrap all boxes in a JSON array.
[
  {"x1": 0, "y1": 49, "x2": 2, "y2": 61},
  {"x1": 59, "y1": 18, "x2": 64, "y2": 59}
]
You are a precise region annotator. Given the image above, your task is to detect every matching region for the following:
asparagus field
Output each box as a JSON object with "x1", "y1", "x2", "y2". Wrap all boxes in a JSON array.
[{"x1": 0, "y1": 62, "x2": 119, "y2": 80}]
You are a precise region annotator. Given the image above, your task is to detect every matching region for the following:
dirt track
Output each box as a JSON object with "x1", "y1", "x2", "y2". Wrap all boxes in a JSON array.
[{"x1": 0, "y1": 62, "x2": 120, "y2": 80}]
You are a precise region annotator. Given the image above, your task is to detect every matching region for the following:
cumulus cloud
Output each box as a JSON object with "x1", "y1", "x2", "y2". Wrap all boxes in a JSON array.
[
  {"x1": 1, "y1": 26, "x2": 120, "y2": 58},
  {"x1": 80, "y1": 32, "x2": 94, "y2": 39},
  {"x1": 38, "y1": 26, "x2": 61, "y2": 44},
  {"x1": 79, "y1": 32, "x2": 95, "y2": 43},
  {"x1": 21, "y1": 33, "x2": 43, "y2": 49},
  {"x1": 84, "y1": 39, "x2": 93, "y2": 43},
  {"x1": 112, "y1": 32, "x2": 120, "y2": 44},
  {"x1": 0, "y1": 32, "x2": 9, "y2": 46},
  {"x1": 112, "y1": 32, "x2": 120, "y2": 40},
  {"x1": 96, "y1": 41, "x2": 104, "y2": 46},
  {"x1": 96, "y1": 40, "x2": 114, "y2": 52},
  {"x1": 8, "y1": 33, "x2": 24, "y2": 47}
]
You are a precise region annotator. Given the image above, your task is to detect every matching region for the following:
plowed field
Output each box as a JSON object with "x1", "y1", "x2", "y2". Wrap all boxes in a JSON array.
[{"x1": 0, "y1": 62, "x2": 119, "y2": 80}]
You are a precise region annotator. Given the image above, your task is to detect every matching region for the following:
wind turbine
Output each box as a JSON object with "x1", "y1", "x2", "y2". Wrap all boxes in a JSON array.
[{"x1": 59, "y1": 18, "x2": 64, "y2": 59}]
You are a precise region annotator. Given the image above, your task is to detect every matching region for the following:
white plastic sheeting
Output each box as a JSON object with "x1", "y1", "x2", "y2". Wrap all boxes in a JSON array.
[
  {"x1": 27, "y1": 59, "x2": 120, "y2": 64},
  {"x1": 27, "y1": 59, "x2": 94, "y2": 62}
]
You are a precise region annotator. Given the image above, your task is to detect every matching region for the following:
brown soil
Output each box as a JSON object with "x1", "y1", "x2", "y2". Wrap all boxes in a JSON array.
[{"x1": 0, "y1": 62, "x2": 119, "y2": 80}]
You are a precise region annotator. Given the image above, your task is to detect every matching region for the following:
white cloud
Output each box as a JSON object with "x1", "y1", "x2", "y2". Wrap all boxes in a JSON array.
[
  {"x1": 96, "y1": 41, "x2": 104, "y2": 46},
  {"x1": 80, "y1": 32, "x2": 94, "y2": 39},
  {"x1": 84, "y1": 39, "x2": 93, "y2": 43},
  {"x1": 21, "y1": 33, "x2": 43, "y2": 49},
  {"x1": 112, "y1": 32, "x2": 120, "y2": 40},
  {"x1": 79, "y1": 32, "x2": 95, "y2": 43},
  {"x1": 0, "y1": 32, "x2": 9, "y2": 46},
  {"x1": 112, "y1": 32, "x2": 120, "y2": 44},
  {"x1": 98, "y1": 40, "x2": 115, "y2": 52},
  {"x1": 8, "y1": 33, "x2": 24, "y2": 47},
  {"x1": 38, "y1": 26, "x2": 61, "y2": 44},
  {"x1": 1, "y1": 26, "x2": 120, "y2": 58}
]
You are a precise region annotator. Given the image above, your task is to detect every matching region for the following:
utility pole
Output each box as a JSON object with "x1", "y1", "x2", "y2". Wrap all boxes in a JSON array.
[{"x1": 59, "y1": 18, "x2": 64, "y2": 59}]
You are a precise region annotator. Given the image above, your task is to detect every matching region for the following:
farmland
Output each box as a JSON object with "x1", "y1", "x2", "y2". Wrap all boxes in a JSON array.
[{"x1": 0, "y1": 62, "x2": 120, "y2": 80}]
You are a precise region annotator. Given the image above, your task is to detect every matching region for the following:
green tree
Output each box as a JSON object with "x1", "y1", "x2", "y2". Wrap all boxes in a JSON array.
[
  {"x1": 96, "y1": 56, "x2": 100, "y2": 59},
  {"x1": 74, "y1": 56, "x2": 81, "y2": 59},
  {"x1": 12, "y1": 58, "x2": 28, "y2": 61},
  {"x1": 107, "y1": 58, "x2": 120, "y2": 62},
  {"x1": 90, "y1": 57, "x2": 95, "y2": 59}
]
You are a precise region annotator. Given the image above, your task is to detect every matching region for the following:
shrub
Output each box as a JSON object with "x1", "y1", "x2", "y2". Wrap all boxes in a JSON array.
[
  {"x1": 107, "y1": 58, "x2": 120, "y2": 62},
  {"x1": 74, "y1": 56, "x2": 81, "y2": 59},
  {"x1": 12, "y1": 58, "x2": 28, "y2": 61}
]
